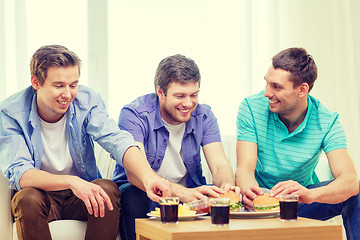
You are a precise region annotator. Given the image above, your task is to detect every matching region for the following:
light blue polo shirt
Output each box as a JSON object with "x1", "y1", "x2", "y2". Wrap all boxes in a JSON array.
[{"x1": 236, "y1": 90, "x2": 347, "y2": 189}]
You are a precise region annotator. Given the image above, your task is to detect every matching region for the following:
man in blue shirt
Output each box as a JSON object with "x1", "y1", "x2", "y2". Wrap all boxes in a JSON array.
[
  {"x1": 236, "y1": 47, "x2": 359, "y2": 240},
  {"x1": 0, "y1": 45, "x2": 171, "y2": 240},
  {"x1": 113, "y1": 54, "x2": 239, "y2": 240}
]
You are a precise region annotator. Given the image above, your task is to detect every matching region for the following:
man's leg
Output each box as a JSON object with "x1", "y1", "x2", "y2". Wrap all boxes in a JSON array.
[
  {"x1": 11, "y1": 187, "x2": 54, "y2": 240},
  {"x1": 119, "y1": 183, "x2": 158, "y2": 240},
  {"x1": 62, "y1": 179, "x2": 121, "y2": 240},
  {"x1": 298, "y1": 180, "x2": 360, "y2": 240}
]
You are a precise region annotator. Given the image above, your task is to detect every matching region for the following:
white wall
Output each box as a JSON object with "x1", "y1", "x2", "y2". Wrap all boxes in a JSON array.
[{"x1": 1, "y1": 0, "x2": 359, "y2": 172}]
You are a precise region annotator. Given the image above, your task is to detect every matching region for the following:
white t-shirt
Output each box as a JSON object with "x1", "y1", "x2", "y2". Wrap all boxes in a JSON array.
[
  {"x1": 157, "y1": 120, "x2": 188, "y2": 185},
  {"x1": 39, "y1": 115, "x2": 76, "y2": 175}
]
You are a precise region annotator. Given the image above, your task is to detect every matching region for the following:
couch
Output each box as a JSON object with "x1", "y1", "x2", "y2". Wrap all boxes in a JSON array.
[{"x1": 0, "y1": 136, "x2": 341, "y2": 240}]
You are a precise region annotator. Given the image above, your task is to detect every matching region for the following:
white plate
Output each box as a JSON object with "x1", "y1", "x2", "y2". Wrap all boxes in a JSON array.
[
  {"x1": 147, "y1": 212, "x2": 208, "y2": 221},
  {"x1": 230, "y1": 209, "x2": 280, "y2": 218}
]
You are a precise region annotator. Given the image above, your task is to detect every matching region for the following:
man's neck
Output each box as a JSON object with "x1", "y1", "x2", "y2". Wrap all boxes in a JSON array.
[{"x1": 279, "y1": 100, "x2": 308, "y2": 134}]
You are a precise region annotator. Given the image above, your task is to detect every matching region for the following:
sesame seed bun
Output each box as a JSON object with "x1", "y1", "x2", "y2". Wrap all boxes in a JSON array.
[
  {"x1": 218, "y1": 190, "x2": 240, "y2": 205},
  {"x1": 211, "y1": 190, "x2": 243, "y2": 212},
  {"x1": 253, "y1": 193, "x2": 279, "y2": 212}
]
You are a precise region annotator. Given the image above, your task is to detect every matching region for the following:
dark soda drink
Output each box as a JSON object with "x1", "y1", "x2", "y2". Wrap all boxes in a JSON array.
[
  {"x1": 280, "y1": 200, "x2": 298, "y2": 220},
  {"x1": 160, "y1": 204, "x2": 178, "y2": 223},
  {"x1": 210, "y1": 205, "x2": 230, "y2": 225}
]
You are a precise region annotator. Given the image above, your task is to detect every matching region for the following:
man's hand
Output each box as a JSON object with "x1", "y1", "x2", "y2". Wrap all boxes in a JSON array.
[
  {"x1": 70, "y1": 176, "x2": 113, "y2": 218},
  {"x1": 220, "y1": 183, "x2": 242, "y2": 202},
  {"x1": 170, "y1": 184, "x2": 223, "y2": 203},
  {"x1": 270, "y1": 180, "x2": 316, "y2": 204},
  {"x1": 144, "y1": 178, "x2": 172, "y2": 202},
  {"x1": 236, "y1": 171, "x2": 263, "y2": 210}
]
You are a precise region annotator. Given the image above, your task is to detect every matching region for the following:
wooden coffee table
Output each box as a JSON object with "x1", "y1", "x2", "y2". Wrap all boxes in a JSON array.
[{"x1": 135, "y1": 216, "x2": 342, "y2": 240}]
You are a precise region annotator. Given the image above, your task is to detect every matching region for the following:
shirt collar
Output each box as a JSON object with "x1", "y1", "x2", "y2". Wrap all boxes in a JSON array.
[
  {"x1": 272, "y1": 95, "x2": 314, "y2": 139},
  {"x1": 29, "y1": 94, "x2": 40, "y2": 129}
]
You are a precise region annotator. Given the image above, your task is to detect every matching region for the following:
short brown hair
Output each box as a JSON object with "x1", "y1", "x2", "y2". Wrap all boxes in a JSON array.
[
  {"x1": 154, "y1": 54, "x2": 201, "y2": 94},
  {"x1": 30, "y1": 45, "x2": 81, "y2": 87},
  {"x1": 272, "y1": 48, "x2": 317, "y2": 91}
]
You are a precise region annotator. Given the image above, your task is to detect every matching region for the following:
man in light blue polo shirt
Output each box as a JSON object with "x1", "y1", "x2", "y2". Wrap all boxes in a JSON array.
[
  {"x1": 113, "y1": 54, "x2": 239, "y2": 240},
  {"x1": 236, "y1": 47, "x2": 359, "y2": 240}
]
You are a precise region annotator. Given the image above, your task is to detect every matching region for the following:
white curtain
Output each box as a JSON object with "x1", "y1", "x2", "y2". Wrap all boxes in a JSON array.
[{"x1": 1, "y1": 0, "x2": 359, "y2": 171}]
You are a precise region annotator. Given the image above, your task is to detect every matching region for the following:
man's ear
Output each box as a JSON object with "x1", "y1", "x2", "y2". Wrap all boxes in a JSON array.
[
  {"x1": 156, "y1": 85, "x2": 165, "y2": 98},
  {"x1": 31, "y1": 76, "x2": 40, "y2": 91},
  {"x1": 298, "y1": 82, "x2": 309, "y2": 97}
]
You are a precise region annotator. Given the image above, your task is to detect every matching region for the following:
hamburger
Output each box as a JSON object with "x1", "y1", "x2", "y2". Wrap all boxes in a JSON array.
[
  {"x1": 213, "y1": 190, "x2": 244, "y2": 212},
  {"x1": 253, "y1": 193, "x2": 279, "y2": 212}
]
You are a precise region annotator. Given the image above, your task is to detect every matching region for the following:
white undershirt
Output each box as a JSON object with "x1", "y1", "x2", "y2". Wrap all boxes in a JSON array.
[
  {"x1": 39, "y1": 115, "x2": 76, "y2": 175},
  {"x1": 157, "y1": 120, "x2": 188, "y2": 185}
]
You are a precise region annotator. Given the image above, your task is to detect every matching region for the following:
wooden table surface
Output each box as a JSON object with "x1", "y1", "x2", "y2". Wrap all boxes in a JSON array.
[{"x1": 135, "y1": 216, "x2": 342, "y2": 240}]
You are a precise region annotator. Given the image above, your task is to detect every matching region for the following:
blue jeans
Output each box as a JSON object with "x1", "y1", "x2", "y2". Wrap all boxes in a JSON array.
[
  {"x1": 297, "y1": 180, "x2": 360, "y2": 240},
  {"x1": 118, "y1": 183, "x2": 158, "y2": 240}
]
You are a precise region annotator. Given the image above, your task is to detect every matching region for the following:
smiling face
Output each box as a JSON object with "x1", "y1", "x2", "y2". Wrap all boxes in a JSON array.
[
  {"x1": 157, "y1": 81, "x2": 199, "y2": 125},
  {"x1": 32, "y1": 66, "x2": 79, "y2": 123},
  {"x1": 264, "y1": 66, "x2": 306, "y2": 120}
]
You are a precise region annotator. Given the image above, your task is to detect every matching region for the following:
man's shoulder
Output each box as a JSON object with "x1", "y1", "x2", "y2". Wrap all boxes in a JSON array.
[
  {"x1": 73, "y1": 85, "x2": 102, "y2": 109},
  {"x1": 0, "y1": 87, "x2": 34, "y2": 117},
  {"x1": 241, "y1": 90, "x2": 269, "y2": 115},
  {"x1": 193, "y1": 102, "x2": 212, "y2": 116},
  {"x1": 308, "y1": 95, "x2": 339, "y2": 122},
  {"x1": 122, "y1": 93, "x2": 158, "y2": 115}
]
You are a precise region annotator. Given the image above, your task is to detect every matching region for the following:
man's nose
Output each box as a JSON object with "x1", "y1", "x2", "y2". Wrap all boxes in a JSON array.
[
  {"x1": 182, "y1": 96, "x2": 193, "y2": 107},
  {"x1": 264, "y1": 84, "x2": 272, "y2": 98},
  {"x1": 62, "y1": 87, "x2": 71, "y2": 98}
]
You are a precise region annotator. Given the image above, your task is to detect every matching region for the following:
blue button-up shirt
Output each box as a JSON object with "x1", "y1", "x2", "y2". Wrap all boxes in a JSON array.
[
  {"x1": 112, "y1": 93, "x2": 221, "y2": 188},
  {"x1": 0, "y1": 85, "x2": 137, "y2": 190}
]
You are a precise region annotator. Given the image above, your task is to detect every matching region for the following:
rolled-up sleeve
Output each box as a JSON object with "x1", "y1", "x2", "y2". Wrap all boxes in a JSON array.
[
  {"x1": 118, "y1": 107, "x2": 147, "y2": 144},
  {"x1": 0, "y1": 113, "x2": 36, "y2": 190},
  {"x1": 84, "y1": 95, "x2": 138, "y2": 167},
  {"x1": 201, "y1": 107, "x2": 221, "y2": 146}
]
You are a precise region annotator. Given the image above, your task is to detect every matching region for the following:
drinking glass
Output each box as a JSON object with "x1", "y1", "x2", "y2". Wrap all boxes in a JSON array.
[
  {"x1": 209, "y1": 198, "x2": 230, "y2": 226},
  {"x1": 279, "y1": 195, "x2": 299, "y2": 221},
  {"x1": 159, "y1": 197, "x2": 179, "y2": 223}
]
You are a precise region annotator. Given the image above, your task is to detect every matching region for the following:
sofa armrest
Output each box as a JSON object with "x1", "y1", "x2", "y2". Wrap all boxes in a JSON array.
[
  {"x1": 0, "y1": 173, "x2": 13, "y2": 240},
  {"x1": 94, "y1": 142, "x2": 117, "y2": 179}
]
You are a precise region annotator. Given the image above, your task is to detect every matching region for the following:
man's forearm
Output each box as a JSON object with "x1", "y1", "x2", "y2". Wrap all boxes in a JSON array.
[
  {"x1": 122, "y1": 146, "x2": 162, "y2": 190},
  {"x1": 212, "y1": 166, "x2": 235, "y2": 187},
  {"x1": 19, "y1": 168, "x2": 76, "y2": 191},
  {"x1": 311, "y1": 174, "x2": 359, "y2": 204}
]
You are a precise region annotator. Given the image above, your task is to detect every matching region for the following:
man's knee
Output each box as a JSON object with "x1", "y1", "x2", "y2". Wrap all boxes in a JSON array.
[
  {"x1": 92, "y1": 179, "x2": 121, "y2": 209},
  {"x1": 11, "y1": 188, "x2": 50, "y2": 217},
  {"x1": 93, "y1": 179, "x2": 119, "y2": 194}
]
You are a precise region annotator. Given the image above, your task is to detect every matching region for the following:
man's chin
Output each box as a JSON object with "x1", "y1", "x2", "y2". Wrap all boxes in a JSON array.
[
  {"x1": 178, "y1": 115, "x2": 191, "y2": 123},
  {"x1": 268, "y1": 106, "x2": 279, "y2": 114}
]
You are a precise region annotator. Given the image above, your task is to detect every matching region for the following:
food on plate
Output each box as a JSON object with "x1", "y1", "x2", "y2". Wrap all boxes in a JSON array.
[
  {"x1": 211, "y1": 190, "x2": 244, "y2": 212},
  {"x1": 253, "y1": 193, "x2": 280, "y2": 212},
  {"x1": 150, "y1": 203, "x2": 196, "y2": 216},
  {"x1": 187, "y1": 198, "x2": 210, "y2": 214}
]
